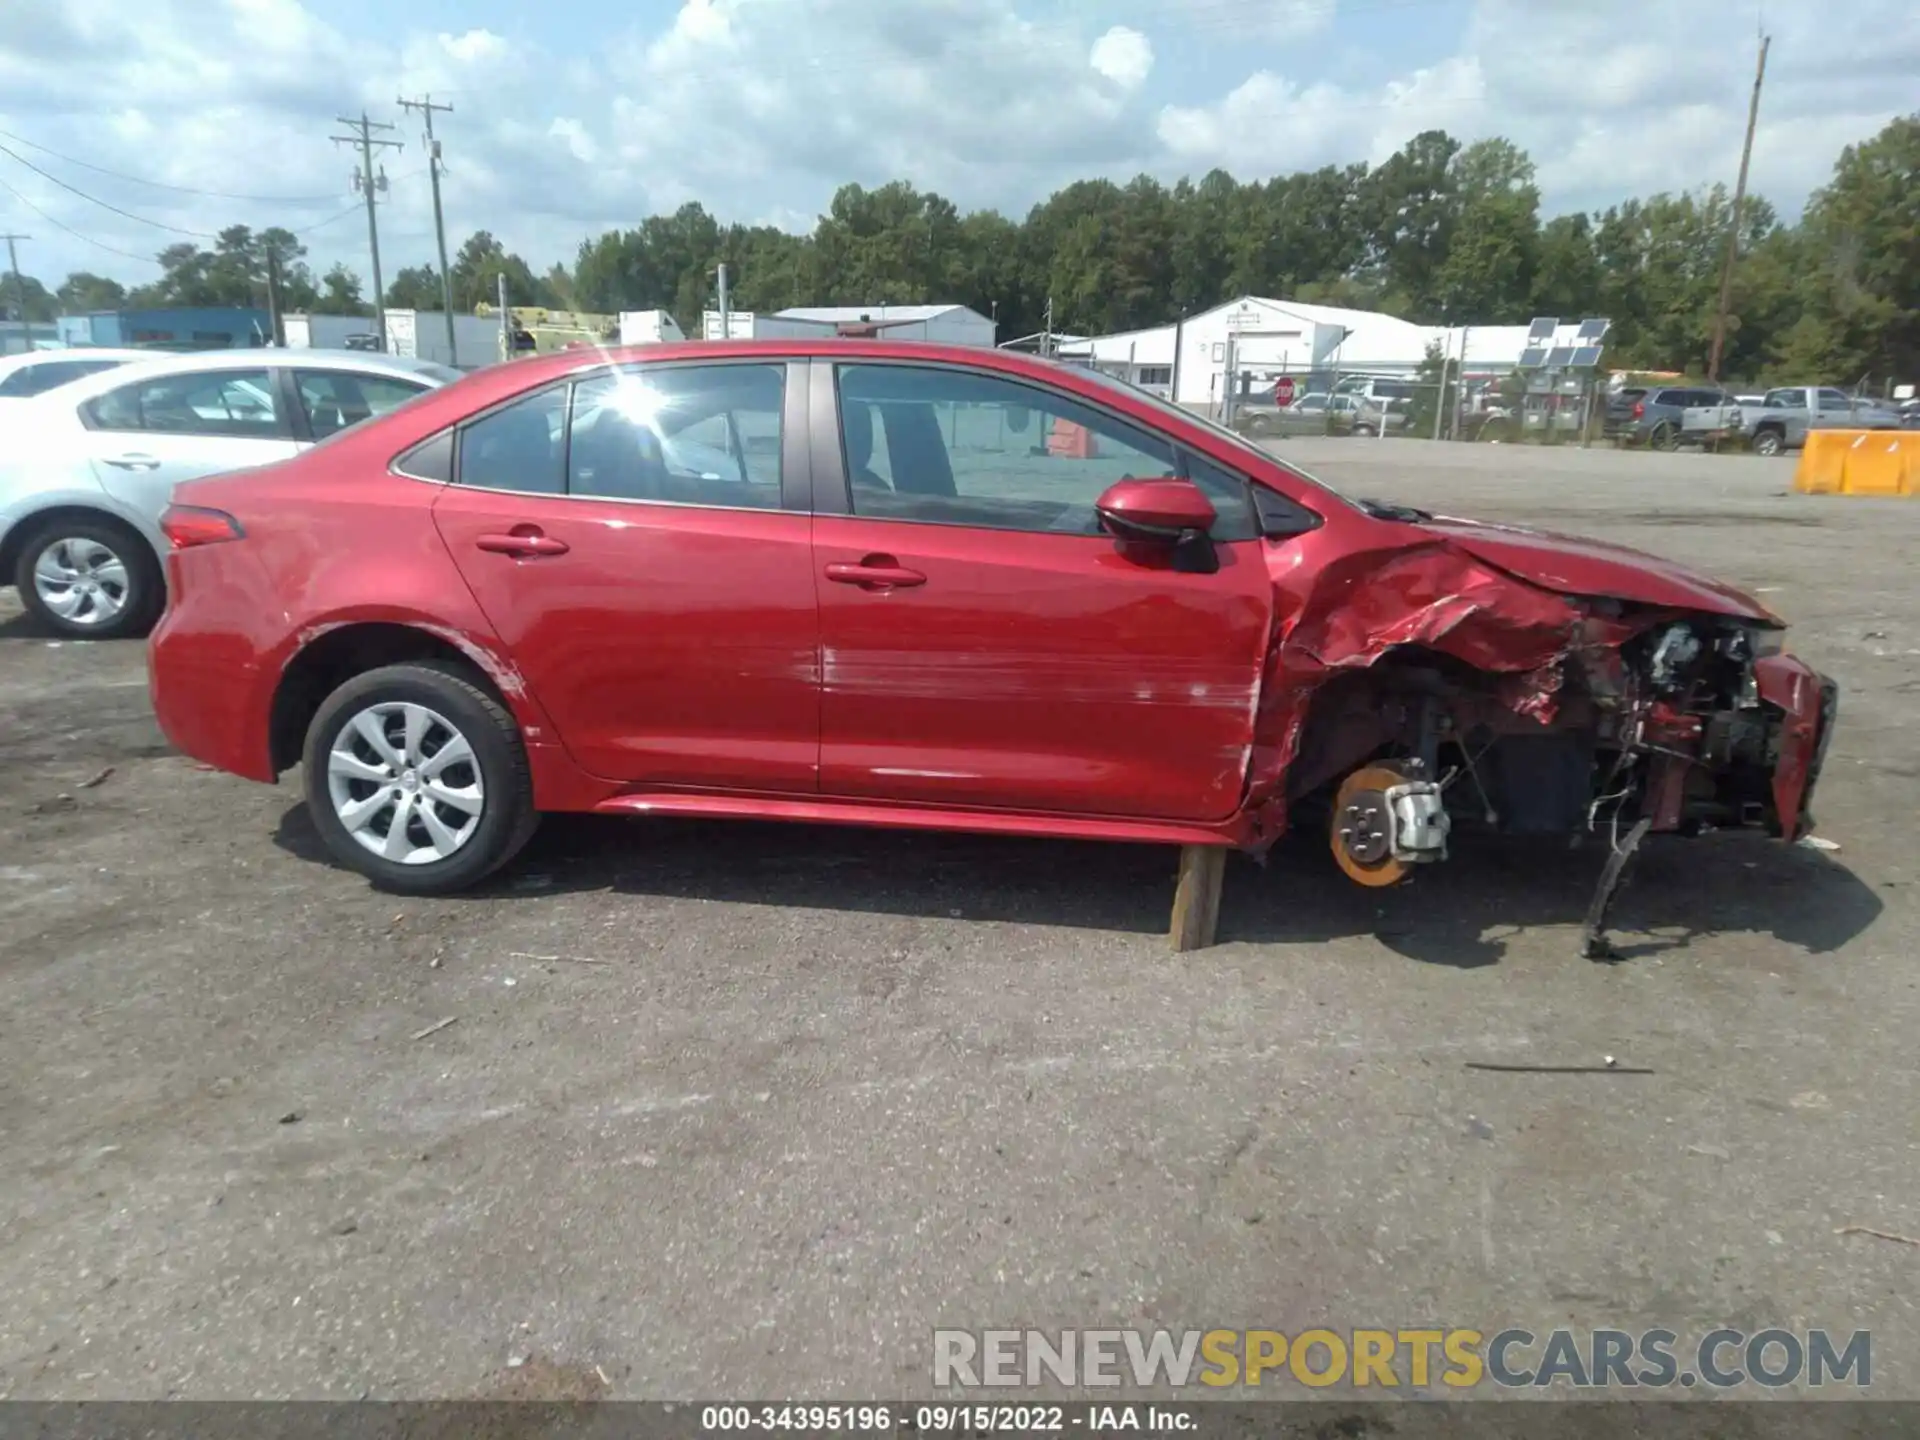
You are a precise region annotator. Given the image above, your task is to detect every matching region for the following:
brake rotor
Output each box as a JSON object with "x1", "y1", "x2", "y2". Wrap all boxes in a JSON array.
[{"x1": 1331, "y1": 763, "x2": 1414, "y2": 887}]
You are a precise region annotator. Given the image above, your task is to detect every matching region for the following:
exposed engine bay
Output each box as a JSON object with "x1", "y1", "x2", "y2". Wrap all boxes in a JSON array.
[{"x1": 1238, "y1": 500, "x2": 1840, "y2": 958}]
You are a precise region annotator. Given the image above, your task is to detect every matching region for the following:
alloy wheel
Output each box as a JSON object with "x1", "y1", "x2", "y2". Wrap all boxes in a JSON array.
[
  {"x1": 32, "y1": 536, "x2": 131, "y2": 629},
  {"x1": 325, "y1": 702, "x2": 485, "y2": 864}
]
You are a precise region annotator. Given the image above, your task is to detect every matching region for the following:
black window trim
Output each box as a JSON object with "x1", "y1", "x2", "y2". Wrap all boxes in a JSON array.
[{"x1": 427, "y1": 357, "x2": 811, "y2": 513}]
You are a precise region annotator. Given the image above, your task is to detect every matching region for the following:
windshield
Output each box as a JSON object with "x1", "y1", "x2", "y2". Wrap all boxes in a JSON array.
[{"x1": 1071, "y1": 365, "x2": 1362, "y2": 510}]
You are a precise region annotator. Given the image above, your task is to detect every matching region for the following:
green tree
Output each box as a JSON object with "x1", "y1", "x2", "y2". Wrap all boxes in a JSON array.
[
  {"x1": 312, "y1": 262, "x2": 368, "y2": 316},
  {"x1": 1789, "y1": 112, "x2": 1919, "y2": 382},
  {"x1": 448, "y1": 230, "x2": 549, "y2": 312},
  {"x1": 385, "y1": 265, "x2": 444, "y2": 310},
  {"x1": 56, "y1": 272, "x2": 128, "y2": 312},
  {"x1": 2, "y1": 273, "x2": 57, "y2": 323}
]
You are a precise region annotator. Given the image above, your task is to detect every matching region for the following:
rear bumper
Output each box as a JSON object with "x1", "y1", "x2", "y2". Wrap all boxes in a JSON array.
[{"x1": 149, "y1": 608, "x2": 275, "y2": 783}]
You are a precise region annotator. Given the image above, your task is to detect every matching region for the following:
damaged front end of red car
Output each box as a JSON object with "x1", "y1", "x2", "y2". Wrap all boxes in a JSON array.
[{"x1": 1239, "y1": 502, "x2": 1839, "y2": 958}]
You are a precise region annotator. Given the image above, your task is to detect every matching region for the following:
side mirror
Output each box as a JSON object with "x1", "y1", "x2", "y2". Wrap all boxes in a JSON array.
[{"x1": 1095, "y1": 478, "x2": 1219, "y2": 573}]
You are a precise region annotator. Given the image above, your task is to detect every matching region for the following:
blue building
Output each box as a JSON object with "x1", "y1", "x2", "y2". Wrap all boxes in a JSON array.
[{"x1": 56, "y1": 307, "x2": 272, "y2": 350}]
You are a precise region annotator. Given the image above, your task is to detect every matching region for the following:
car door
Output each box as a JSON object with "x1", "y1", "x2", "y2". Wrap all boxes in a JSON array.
[
  {"x1": 429, "y1": 358, "x2": 821, "y2": 791},
  {"x1": 81, "y1": 364, "x2": 301, "y2": 522},
  {"x1": 809, "y1": 359, "x2": 1274, "y2": 822}
]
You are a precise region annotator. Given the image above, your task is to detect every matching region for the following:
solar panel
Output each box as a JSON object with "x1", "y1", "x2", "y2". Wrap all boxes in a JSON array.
[
  {"x1": 1518, "y1": 345, "x2": 1549, "y2": 368},
  {"x1": 1527, "y1": 317, "x2": 1559, "y2": 342},
  {"x1": 1570, "y1": 344, "x2": 1605, "y2": 368},
  {"x1": 1575, "y1": 318, "x2": 1611, "y2": 341},
  {"x1": 1545, "y1": 346, "x2": 1575, "y2": 369}
]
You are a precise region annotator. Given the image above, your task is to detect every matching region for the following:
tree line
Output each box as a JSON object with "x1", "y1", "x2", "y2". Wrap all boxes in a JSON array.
[{"x1": 13, "y1": 113, "x2": 1915, "y2": 385}]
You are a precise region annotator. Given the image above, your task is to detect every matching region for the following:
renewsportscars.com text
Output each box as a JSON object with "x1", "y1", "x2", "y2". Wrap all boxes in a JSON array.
[{"x1": 932, "y1": 1327, "x2": 1872, "y2": 1390}]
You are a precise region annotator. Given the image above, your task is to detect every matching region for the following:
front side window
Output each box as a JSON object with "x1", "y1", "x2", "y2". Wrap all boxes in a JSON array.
[
  {"x1": 296, "y1": 369, "x2": 432, "y2": 439},
  {"x1": 84, "y1": 368, "x2": 281, "y2": 437},
  {"x1": 566, "y1": 363, "x2": 783, "y2": 507},
  {"x1": 836, "y1": 363, "x2": 1212, "y2": 537},
  {"x1": 456, "y1": 386, "x2": 567, "y2": 494}
]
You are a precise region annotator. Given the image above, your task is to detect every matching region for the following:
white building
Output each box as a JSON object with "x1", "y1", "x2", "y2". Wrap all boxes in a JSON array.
[
  {"x1": 701, "y1": 303, "x2": 996, "y2": 346},
  {"x1": 1057, "y1": 295, "x2": 1600, "y2": 408}
]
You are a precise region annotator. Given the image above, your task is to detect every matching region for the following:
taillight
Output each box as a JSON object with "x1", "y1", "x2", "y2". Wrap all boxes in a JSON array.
[
  {"x1": 1632, "y1": 401, "x2": 1645, "y2": 418},
  {"x1": 161, "y1": 505, "x2": 244, "y2": 549}
]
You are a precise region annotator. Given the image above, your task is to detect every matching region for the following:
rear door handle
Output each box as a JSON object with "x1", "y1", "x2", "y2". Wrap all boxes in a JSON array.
[
  {"x1": 103, "y1": 454, "x2": 161, "y2": 470},
  {"x1": 476, "y1": 529, "x2": 570, "y2": 557},
  {"x1": 825, "y1": 560, "x2": 926, "y2": 589}
]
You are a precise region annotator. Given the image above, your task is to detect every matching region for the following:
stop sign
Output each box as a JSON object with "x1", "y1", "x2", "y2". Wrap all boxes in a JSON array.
[{"x1": 1274, "y1": 376, "x2": 1296, "y2": 406}]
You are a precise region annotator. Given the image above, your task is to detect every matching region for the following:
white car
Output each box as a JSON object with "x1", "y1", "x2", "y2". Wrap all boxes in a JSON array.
[
  {"x1": 0, "y1": 347, "x2": 151, "y2": 417},
  {"x1": 0, "y1": 348, "x2": 461, "y2": 638}
]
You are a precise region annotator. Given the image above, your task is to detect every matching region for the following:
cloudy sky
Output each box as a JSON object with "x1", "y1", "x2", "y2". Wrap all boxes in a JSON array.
[{"x1": 0, "y1": 0, "x2": 1915, "y2": 291}]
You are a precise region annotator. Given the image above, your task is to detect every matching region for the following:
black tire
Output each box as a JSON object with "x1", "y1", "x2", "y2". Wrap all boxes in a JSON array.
[
  {"x1": 1753, "y1": 427, "x2": 1785, "y2": 458},
  {"x1": 12, "y1": 514, "x2": 164, "y2": 640},
  {"x1": 1243, "y1": 414, "x2": 1274, "y2": 437},
  {"x1": 1650, "y1": 422, "x2": 1678, "y2": 452},
  {"x1": 301, "y1": 661, "x2": 540, "y2": 895}
]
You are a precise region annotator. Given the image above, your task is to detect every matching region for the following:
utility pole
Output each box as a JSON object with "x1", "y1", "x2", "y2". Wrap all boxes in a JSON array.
[
  {"x1": 2, "y1": 233, "x2": 29, "y2": 347},
  {"x1": 497, "y1": 273, "x2": 510, "y2": 361},
  {"x1": 331, "y1": 112, "x2": 403, "y2": 352},
  {"x1": 1707, "y1": 32, "x2": 1770, "y2": 384},
  {"x1": 398, "y1": 93, "x2": 458, "y2": 365},
  {"x1": 1042, "y1": 295, "x2": 1054, "y2": 358},
  {"x1": 266, "y1": 250, "x2": 285, "y2": 345},
  {"x1": 716, "y1": 263, "x2": 730, "y2": 339}
]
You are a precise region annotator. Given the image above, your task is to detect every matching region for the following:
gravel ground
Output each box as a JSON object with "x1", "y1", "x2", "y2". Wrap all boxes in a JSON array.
[{"x1": 0, "y1": 439, "x2": 1914, "y2": 1402}]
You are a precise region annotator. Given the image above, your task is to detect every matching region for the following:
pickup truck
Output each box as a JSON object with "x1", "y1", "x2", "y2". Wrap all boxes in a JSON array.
[{"x1": 1740, "y1": 386, "x2": 1905, "y2": 457}]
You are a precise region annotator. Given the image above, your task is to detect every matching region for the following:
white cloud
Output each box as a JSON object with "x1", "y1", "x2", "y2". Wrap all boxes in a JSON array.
[
  {"x1": 1089, "y1": 26, "x2": 1154, "y2": 90},
  {"x1": 0, "y1": 0, "x2": 1913, "y2": 293}
]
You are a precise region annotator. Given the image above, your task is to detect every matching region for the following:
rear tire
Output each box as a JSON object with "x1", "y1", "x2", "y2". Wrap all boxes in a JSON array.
[
  {"x1": 1650, "y1": 422, "x2": 1678, "y2": 452},
  {"x1": 1753, "y1": 427, "x2": 1785, "y2": 458},
  {"x1": 12, "y1": 515, "x2": 163, "y2": 640},
  {"x1": 301, "y1": 661, "x2": 540, "y2": 894}
]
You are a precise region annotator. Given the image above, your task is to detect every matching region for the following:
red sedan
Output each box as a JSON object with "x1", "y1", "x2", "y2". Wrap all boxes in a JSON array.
[{"x1": 149, "y1": 341, "x2": 1835, "y2": 949}]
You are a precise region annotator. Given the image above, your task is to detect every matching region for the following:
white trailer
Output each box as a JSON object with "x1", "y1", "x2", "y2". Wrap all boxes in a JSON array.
[
  {"x1": 383, "y1": 310, "x2": 504, "y2": 370},
  {"x1": 283, "y1": 313, "x2": 376, "y2": 350},
  {"x1": 618, "y1": 310, "x2": 687, "y2": 345}
]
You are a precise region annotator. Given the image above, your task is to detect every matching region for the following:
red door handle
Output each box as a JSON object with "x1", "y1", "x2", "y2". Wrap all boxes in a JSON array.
[
  {"x1": 825, "y1": 560, "x2": 926, "y2": 589},
  {"x1": 476, "y1": 529, "x2": 569, "y2": 557}
]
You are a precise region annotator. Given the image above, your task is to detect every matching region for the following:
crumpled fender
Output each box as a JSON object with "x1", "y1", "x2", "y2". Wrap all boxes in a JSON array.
[{"x1": 1240, "y1": 540, "x2": 1654, "y2": 845}]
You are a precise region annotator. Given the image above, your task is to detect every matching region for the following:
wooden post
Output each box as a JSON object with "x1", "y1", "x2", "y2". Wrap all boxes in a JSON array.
[{"x1": 1169, "y1": 845, "x2": 1227, "y2": 952}]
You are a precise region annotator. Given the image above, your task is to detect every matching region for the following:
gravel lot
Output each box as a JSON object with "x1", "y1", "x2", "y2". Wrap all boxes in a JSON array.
[{"x1": 1, "y1": 439, "x2": 1914, "y2": 1402}]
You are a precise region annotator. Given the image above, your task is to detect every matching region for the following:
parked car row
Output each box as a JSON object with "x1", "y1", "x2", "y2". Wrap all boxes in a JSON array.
[
  {"x1": 1231, "y1": 391, "x2": 1408, "y2": 439},
  {"x1": 1604, "y1": 382, "x2": 1909, "y2": 454}
]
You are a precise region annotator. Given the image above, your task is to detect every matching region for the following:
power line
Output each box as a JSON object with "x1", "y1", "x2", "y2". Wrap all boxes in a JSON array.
[
  {"x1": 0, "y1": 128, "x2": 342, "y2": 205},
  {"x1": 0, "y1": 174, "x2": 160, "y2": 265},
  {"x1": 0, "y1": 141, "x2": 220, "y2": 238}
]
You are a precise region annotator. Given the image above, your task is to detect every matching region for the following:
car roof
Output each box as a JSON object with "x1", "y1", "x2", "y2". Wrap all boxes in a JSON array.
[
  {"x1": 0, "y1": 346, "x2": 152, "y2": 378},
  {"x1": 33, "y1": 346, "x2": 457, "y2": 406}
]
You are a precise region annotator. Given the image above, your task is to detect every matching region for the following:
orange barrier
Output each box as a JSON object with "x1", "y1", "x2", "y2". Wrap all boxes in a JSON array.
[
  {"x1": 1047, "y1": 419, "x2": 1097, "y2": 459},
  {"x1": 1793, "y1": 430, "x2": 1918, "y2": 496}
]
